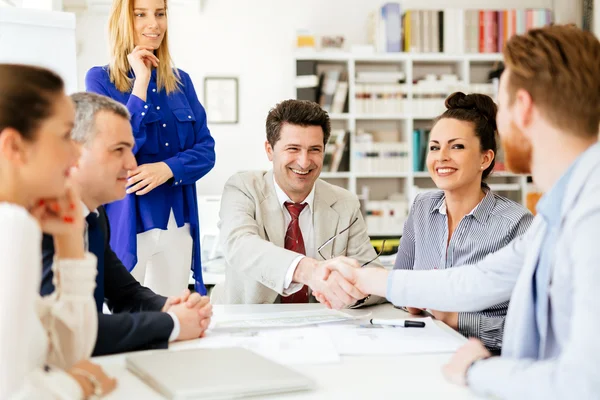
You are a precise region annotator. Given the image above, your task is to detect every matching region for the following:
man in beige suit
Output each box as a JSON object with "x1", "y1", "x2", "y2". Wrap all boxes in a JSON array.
[{"x1": 212, "y1": 100, "x2": 380, "y2": 309}]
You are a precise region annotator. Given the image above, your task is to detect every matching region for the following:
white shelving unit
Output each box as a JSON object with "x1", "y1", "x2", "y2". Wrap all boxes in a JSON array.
[{"x1": 295, "y1": 51, "x2": 530, "y2": 210}]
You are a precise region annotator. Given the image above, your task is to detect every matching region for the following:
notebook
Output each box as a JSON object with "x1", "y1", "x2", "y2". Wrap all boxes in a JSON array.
[{"x1": 126, "y1": 347, "x2": 315, "y2": 399}]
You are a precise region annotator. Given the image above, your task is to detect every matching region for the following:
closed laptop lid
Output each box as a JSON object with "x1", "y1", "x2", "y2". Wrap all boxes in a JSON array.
[{"x1": 126, "y1": 347, "x2": 315, "y2": 399}]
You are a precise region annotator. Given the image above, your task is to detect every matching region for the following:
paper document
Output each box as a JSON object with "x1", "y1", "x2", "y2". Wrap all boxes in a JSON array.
[
  {"x1": 212, "y1": 308, "x2": 357, "y2": 328},
  {"x1": 320, "y1": 317, "x2": 464, "y2": 355},
  {"x1": 170, "y1": 327, "x2": 340, "y2": 365}
]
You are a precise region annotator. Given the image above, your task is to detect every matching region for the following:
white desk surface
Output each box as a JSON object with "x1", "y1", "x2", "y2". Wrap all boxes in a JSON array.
[{"x1": 95, "y1": 304, "x2": 484, "y2": 399}]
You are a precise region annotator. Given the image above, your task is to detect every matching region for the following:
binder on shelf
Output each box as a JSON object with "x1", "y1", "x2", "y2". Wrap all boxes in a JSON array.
[
  {"x1": 412, "y1": 129, "x2": 421, "y2": 172},
  {"x1": 403, "y1": 10, "x2": 411, "y2": 52},
  {"x1": 324, "y1": 130, "x2": 349, "y2": 173},
  {"x1": 318, "y1": 70, "x2": 341, "y2": 112},
  {"x1": 418, "y1": 130, "x2": 430, "y2": 171},
  {"x1": 382, "y1": 2, "x2": 402, "y2": 53},
  {"x1": 331, "y1": 72, "x2": 349, "y2": 114},
  {"x1": 412, "y1": 129, "x2": 430, "y2": 172}
]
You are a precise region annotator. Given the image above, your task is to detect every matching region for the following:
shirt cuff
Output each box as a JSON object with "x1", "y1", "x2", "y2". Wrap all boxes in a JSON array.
[
  {"x1": 163, "y1": 157, "x2": 185, "y2": 187},
  {"x1": 283, "y1": 255, "x2": 304, "y2": 295},
  {"x1": 128, "y1": 94, "x2": 152, "y2": 116},
  {"x1": 167, "y1": 311, "x2": 180, "y2": 342},
  {"x1": 386, "y1": 270, "x2": 398, "y2": 302},
  {"x1": 466, "y1": 356, "x2": 513, "y2": 398},
  {"x1": 52, "y1": 252, "x2": 98, "y2": 298},
  {"x1": 458, "y1": 312, "x2": 482, "y2": 340}
]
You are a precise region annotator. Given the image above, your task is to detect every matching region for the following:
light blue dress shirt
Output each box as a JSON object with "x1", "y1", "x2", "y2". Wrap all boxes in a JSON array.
[{"x1": 533, "y1": 160, "x2": 577, "y2": 358}]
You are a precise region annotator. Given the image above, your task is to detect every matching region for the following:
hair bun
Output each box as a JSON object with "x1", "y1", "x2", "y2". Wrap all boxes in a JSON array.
[{"x1": 445, "y1": 91, "x2": 498, "y2": 130}]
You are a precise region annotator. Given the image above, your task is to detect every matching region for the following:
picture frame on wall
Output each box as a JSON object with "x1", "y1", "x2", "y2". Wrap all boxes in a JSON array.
[{"x1": 203, "y1": 77, "x2": 239, "y2": 124}]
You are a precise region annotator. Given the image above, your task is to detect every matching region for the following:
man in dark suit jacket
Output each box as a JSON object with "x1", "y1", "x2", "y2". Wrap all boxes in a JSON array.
[{"x1": 40, "y1": 92, "x2": 212, "y2": 356}]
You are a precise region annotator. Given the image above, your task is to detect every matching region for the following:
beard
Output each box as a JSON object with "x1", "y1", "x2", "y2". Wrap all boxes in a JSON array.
[{"x1": 501, "y1": 121, "x2": 533, "y2": 175}]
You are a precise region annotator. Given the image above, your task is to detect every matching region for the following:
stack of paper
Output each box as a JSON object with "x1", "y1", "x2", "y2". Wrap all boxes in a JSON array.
[
  {"x1": 172, "y1": 313, "x2": 464, "y2": 366},
  {"x1": 211, "y1": 308, "x2": 357, "y2": 329},
  {"x1": 170, "y1": 327, "x2": 340, "y2": 365}
]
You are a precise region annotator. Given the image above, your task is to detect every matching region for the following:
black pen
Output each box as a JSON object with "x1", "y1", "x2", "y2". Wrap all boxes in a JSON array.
[{"x1": 369, "y1": 318, "x2": 426, "y2": 328}]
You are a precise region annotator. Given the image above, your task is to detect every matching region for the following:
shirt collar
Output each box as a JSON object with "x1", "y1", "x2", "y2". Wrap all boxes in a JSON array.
[
  {"x1": 536, "y1": 158, "x2": 580, "y2": 226},
  {"x1": 81, "y1": 202, "x2": 99, "y2": 218},
  {"x1": 272, "y1": 174, "x2": 315, "y2": 212},
  {"x1": 433, "y1": 188, "x2": 496, "y2": 224}
]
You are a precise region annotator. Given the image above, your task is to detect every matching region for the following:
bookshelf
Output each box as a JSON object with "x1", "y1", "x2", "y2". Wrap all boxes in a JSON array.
[{"x1": 295, "y1": 51, "x2": 531, "y2": 236}]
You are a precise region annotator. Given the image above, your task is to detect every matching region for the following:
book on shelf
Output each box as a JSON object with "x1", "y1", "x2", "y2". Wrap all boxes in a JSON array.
[
  {"x1": 330, "y1": 72, "x2": 349, "y2": 114},
  {"x1": 315, "y1": 70, "x2": 349, "y2": 113},
  {"x1": 365, "y1": 199, "x2": 408, "y2": 237},
  {"x1": 412, "y1": 128, "x2": 431, "y2": 172},
  {"x1": 369, "y1": 2, "x2": 403, "y2": 53},
  {"x1": 400, "y1": 8, "x2": 552, "y2": 54},
  {"x1": 295, "y1": 60, "x2": 349, "y2": 113},
  {"x1": 318, "y1": 70, "x2": 340, "y2": 112},
  {"x1": 323, "y1": 129, "x2": 349, "y2": 173},
  {"x1": 354, "y1": 130, "x2": 410, "y2": 174}
]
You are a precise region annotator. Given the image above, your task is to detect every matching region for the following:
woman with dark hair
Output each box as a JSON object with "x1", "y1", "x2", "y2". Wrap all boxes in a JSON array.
[
  {"x1": 0, "y1": 64, "x2": 116, "y2": 399},
  {"x1": 394, "y1": 92, "x2": 533, "y2": 351},
  {"x1": 315, "y1": 92, "x2": 534, "y2": 351}
]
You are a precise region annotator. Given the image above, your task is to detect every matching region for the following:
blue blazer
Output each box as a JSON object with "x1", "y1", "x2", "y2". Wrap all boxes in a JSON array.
[
  {"x1": 41, "y1": 206, "x2": 174, "y2": 356},
  {"x1": 85, "y1": 66, "x2": 216, "y2": 294}
]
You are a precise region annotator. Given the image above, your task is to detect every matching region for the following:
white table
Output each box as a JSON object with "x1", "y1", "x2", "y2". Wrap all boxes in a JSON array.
[{"x1": 95, "y1": 304, "x2": 484, "y2": 399}]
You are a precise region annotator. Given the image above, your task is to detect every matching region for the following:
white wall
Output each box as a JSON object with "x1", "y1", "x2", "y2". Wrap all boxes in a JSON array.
[{"x1": 74, "y1": 0, "x2": 579, "y2": 195}]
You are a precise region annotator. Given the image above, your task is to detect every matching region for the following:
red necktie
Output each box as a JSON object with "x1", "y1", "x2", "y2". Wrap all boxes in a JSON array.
[{"x1": 281, "y1": 201, "x2": 309, "y2": 303}]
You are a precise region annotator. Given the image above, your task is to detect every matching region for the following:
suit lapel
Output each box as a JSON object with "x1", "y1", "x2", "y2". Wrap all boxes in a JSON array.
[
  {"x1": 313, "y1": 180, "x2": 340, "y2": 260},
  {"x1": 260, "y1": 171, "x2": 286, "y2": 248}
]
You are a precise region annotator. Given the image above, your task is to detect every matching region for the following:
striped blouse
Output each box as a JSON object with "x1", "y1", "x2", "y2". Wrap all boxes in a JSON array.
[{"x1": 394, "y1": 189, "x2": 533, "y2": 351}]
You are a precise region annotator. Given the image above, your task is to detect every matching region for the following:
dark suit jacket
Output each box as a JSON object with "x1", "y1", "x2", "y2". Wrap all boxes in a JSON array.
[{"x1": 41, "y1": 206, "x2": 174, "y2": 356}]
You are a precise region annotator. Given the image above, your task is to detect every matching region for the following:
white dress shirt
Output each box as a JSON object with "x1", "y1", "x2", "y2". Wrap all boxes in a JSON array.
[
  {"x1": 272, "y1": 177, "x2": 316, "y2": 294},
  {"x1": 81, "y1": 203, "x2": 180, "y2": 342},
  {"x1": 0, "y1": 203, "x2": 98, "y2": 399}
]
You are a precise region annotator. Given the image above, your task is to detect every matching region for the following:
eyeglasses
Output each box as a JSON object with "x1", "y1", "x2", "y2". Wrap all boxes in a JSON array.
[
  {"x1": 360, "y1": 239, "x2": 386, "y2": 267},
  {"x1": 317, "y1": 217, "x2": 358, "y2": 260},
  {"x1": 317, "y1": 217, "x2": 386, "y2": 267}
]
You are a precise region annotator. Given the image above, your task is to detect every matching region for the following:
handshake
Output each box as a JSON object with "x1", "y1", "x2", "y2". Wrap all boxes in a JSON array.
[{"x1": 293, "y1": 256, "x2": 389, "y2": 310}]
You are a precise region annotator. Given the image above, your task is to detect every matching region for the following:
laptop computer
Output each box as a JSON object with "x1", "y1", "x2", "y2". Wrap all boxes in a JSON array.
[{"x1": 126, "y1": 347, "x2": 315, "y2": 399}]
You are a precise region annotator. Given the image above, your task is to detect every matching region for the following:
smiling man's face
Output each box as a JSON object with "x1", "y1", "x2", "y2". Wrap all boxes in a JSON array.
[{"x1": 265, "y1": 123, "x2": 325, "y2": 203}]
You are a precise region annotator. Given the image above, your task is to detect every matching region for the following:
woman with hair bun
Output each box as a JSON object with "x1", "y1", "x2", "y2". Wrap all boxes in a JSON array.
[
  {"x1": 391, "y1": 91, "x2": 533, "y2": 352},
  {"x1": 312, "y1": 91, "x2": 534, "y2": 350}
]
